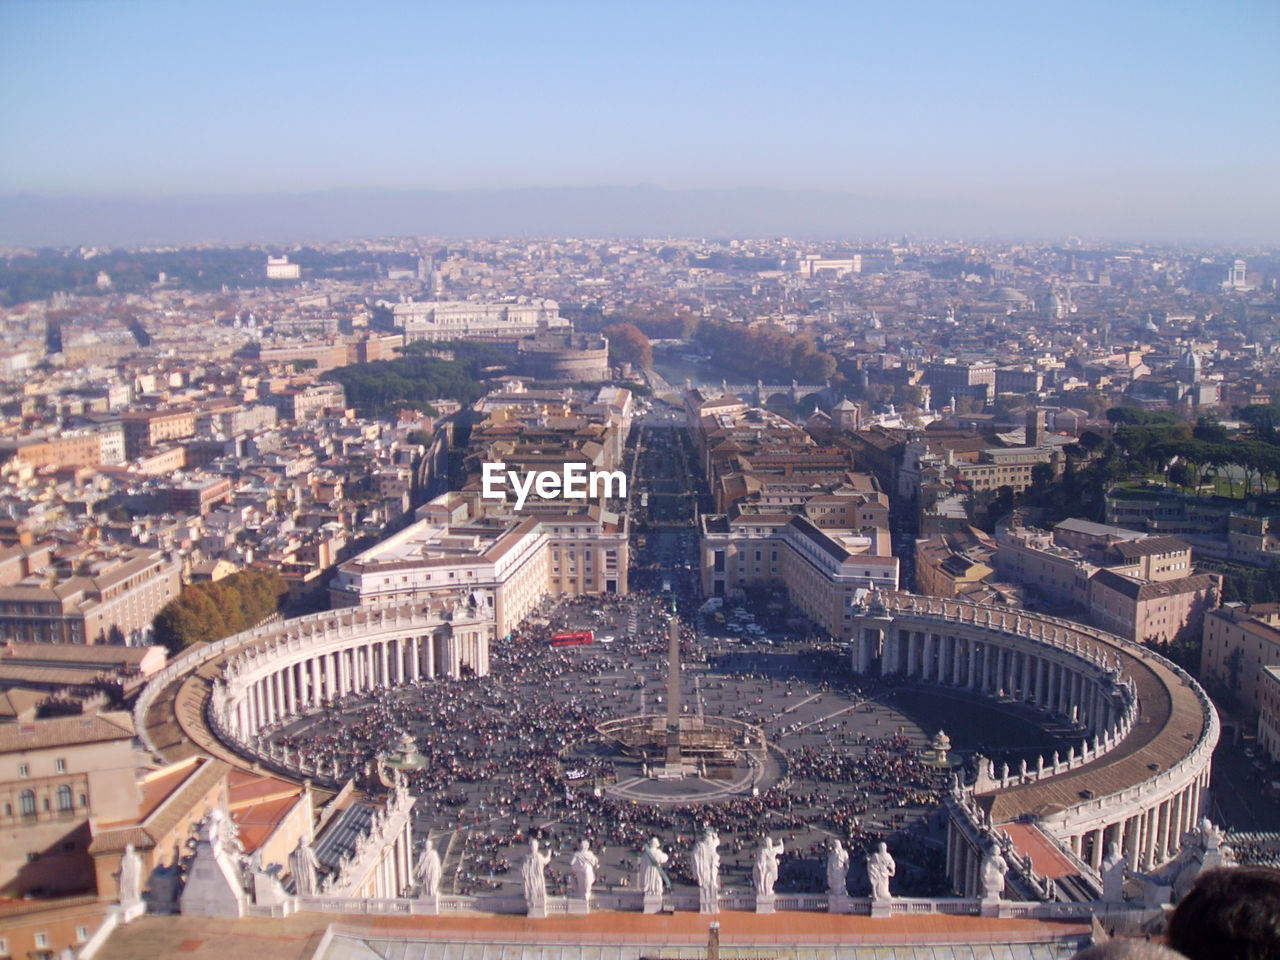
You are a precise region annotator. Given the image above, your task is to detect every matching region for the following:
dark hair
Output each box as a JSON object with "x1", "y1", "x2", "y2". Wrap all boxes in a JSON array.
[{"x1": 1167, "y1": 866, "x2": 1280, "y2": 960}]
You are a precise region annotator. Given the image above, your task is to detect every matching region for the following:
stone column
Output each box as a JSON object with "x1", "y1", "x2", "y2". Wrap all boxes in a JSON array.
[
  {"x1": 881, "y1": 629, "x2": 897, "y2": 676},
  {"x1": 410, "y1": 637, "x2": 421, "y2": 681},
  {"x1": 1036, "y1": 657, "x2": 1047, "y2": 708},
  {"x1": 393, "y1": 637, "x2": 404, "y2": 684},
  {"x1": 1143, "y1": 805, "x2": 1159, "y2": 866},
  {"x1": 967, "y1": 640, "x2": 978, "y2": 690},
  {"x1": 271, "y1": 670, "x2": 284, "y2": 722},
  {"x1": 1123, "y1": 814, "x2": 1140, "y2": 867},
  {"x1": 1161, "y1": 798, "x2": 1176, "y2": 861},
  {"x1": 380, "y1": 641, "x2": 390, "y2": 688},
  {"x1": 1090, "y1": 828, "x2": 1105, "y2": 870}
]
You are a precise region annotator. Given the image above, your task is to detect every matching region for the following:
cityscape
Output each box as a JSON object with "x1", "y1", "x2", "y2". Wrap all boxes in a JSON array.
[{"x1": 1, "y1": 3, "x2": 1278, "y2": 960}]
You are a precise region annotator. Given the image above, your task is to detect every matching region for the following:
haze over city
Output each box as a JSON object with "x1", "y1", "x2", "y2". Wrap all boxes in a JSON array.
[
  {"x1": 5, "y1": 3, "x2": 1280, "y2": 959},
  {"x1": 1, "y1": 0, "x2": 1277, "y2": 245}
]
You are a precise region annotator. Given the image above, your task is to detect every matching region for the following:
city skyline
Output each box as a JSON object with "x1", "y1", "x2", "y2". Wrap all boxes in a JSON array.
[{"x1": 1, "y1": 0, "x2": 1277, "y2": 245}]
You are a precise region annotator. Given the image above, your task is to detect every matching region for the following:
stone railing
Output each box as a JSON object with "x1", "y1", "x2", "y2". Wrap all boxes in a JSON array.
[{"x1": 283, "y1": 890, "x2": 1102, "y2": 920}]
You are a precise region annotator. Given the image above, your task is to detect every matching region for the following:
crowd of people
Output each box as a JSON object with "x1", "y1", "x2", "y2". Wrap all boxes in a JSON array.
[{"x1": 266, "y1": 592, "x2": 951, "y2": 896}]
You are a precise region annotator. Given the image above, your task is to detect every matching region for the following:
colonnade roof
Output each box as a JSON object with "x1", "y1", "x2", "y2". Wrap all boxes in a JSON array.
[{"x1": 980, "y1": 629, "x2": 1207, "y2": 824}]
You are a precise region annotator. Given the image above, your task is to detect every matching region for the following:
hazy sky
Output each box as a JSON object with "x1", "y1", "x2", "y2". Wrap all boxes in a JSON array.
[{"x1": 1, "y1": 0, "x2": 1277, "y2": 241}]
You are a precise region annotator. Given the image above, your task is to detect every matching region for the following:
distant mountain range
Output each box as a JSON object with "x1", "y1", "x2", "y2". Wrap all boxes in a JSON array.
[{"x1": 0, "y1": 186, "x2": 1270, "y2": 247}]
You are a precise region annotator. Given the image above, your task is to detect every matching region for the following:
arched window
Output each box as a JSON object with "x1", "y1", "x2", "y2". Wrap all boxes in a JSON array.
[
  {"x1": 19, "y1": 789, "x2": 35, "y2": 816},
  {"x1": 57, "y1": 785, "x2": 73, "y2": 812}
]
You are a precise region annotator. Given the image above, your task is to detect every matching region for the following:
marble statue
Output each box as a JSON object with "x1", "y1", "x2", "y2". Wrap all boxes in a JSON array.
[
  {"x1": 118, "y1": 843, "x2": 143, "y2": 905},
  {"x1": 691, "y1": 827, "x2": 721, "y2": 913},
  {"x1": 826, "y1": 838, "x2": 849, "y2": 896},
  {"x1": 980, "y1": 843, "x2": 1008, "y2": 900},
  {"x1": 867, "y1": 841, "x2": 895, "y2": 901},
  {"x1": 289, "y1": 835, "x2": 321, "y2": 897},
  {"x1": 640, "y1": 837, "x2": 669, "y2": 896},
  {"x1": 752, "y1": 836, "x2": 784, "y2": 897},
  {"x1": 521, "y1": 838, "x2": 552, "y2": 908},
  {"x1": 415, "y1": 841, "x2": 442, "y2": 898},
  {"x1": 570, "y1": 839, "x2": 600, "y2": 900},
  {"x1": 1101, "y1": 840, "x2": 1126, "y2": 903}
]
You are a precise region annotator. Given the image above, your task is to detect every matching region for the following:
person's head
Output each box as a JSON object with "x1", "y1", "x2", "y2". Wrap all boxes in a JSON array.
[
  {"x1": 1069, "y1": 941, "x2": 1185, "y2": 960},
  {"x1": 1167, "y1": 866, "x2": 1280, "y2": 960}
]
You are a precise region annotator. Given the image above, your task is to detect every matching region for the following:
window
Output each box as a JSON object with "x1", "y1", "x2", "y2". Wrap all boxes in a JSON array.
[
  {"x1": 57, "y1": 785, "x2": 73, "y2": 812},
  {"x1": 35, "y1": 933, "x2": 48, "y2": 949},
  {"x1": 17, "y1": 763, "x2": 28, "y2": 779},
  {"x1": 55, "y1": 758, "x2": 66, "y2": 773},
  {"x1": 19, "y1": 789, "x2": 35, "y2": 816},
  {"x1": 76, "y1": 926, "x2": 89, "y2": 943}
]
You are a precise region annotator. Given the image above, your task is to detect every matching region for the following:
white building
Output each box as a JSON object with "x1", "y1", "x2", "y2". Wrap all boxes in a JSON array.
[
  {"x1": 266, "y1": 256, "x2": 301, "y2": 280},
  {"x1": 390, "y1": 299, "x2": 565, "y2": 342}
]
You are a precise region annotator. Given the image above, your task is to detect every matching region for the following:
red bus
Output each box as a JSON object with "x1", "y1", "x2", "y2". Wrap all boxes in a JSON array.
[{"x1": 550, "y1": 630, "x2": 594, "y2": 647}]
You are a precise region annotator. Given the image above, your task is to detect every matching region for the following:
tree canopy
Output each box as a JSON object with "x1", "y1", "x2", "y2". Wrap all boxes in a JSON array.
[{"x1": 152, "y1": 569, "x2": 283, "y2": 655}]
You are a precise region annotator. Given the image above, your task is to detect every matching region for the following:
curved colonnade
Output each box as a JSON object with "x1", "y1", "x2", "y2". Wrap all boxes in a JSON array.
[
  {"x1": 134, "y1": 599, "x2": 493, "y2": 769},
  {"x1": 135, "y1": 591, "x2": 1217, "y2": 908},
  {"x1": 850, "y1": 591, "x2": 1218, "y2": 890}
]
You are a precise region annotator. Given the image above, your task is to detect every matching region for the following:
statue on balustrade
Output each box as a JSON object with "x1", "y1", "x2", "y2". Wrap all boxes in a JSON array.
[
  {"x1": 289, "y1": 835, "x2": 321, "y2": 897},
  {"x1": 640, "y1": 837, "x2": 670, "y2": 896},
  {"x1": 117, "y1": 843, "x2": 143, "y2": 906},
  {"x1": 571, "y1": 839, "x2": 599, "y2": 900},
  {"x1": 691, "y1": 826, "x2": 721, "y2": 914},
  {"x1": 752, "y1": 836, "x2": 783, "y2": 896},
  {"x1": 867, "y1": 841, "x2": 895, "y2": 902},
  {"x1": 415, "y1": 840, "x2": 442, "y2": 898},
  {"x1": 521, "y1": 837, "x2": 552, "y2": 908},
  {"x1": 826, "y1": 838, "x2": 849, "y2": 896},
  {"x1": 980, "y1": 843, "x2": 1008, "y2": 900},
  {"x1": 1101, "y1": 840, "x2": 1126, "y2": 904}
]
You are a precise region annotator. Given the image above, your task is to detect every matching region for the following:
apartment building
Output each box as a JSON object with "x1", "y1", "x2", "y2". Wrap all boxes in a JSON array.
[
  {"x1": 0, "y1": 712, "x2": 137, "y2": 898},
  {"x1": 0, "y1": 544, "x2": 182, "y2": 645},
  {"x1": 1202, "y1": 602, "x2": 1280, "y2": 718}
]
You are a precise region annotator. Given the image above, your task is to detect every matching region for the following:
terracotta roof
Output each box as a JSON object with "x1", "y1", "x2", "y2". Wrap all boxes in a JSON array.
[
  {"x1": 0, "y1": 710, "x2": 134, "y2": 754},
  {"x1": 90, "y1": 756, "x2": 229, "y2": 855},
  {"x1": 1109, "y1": 536, "x2": 1190, "y2": 559},
  {"x1": 1090, "y1": 568, "x2": 1218, "y2": 602}
]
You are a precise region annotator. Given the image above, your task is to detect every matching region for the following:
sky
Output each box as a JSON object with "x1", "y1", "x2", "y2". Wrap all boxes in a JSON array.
[{"x1": 1, "y1": 0, "x2": 1277, "y2": 243}]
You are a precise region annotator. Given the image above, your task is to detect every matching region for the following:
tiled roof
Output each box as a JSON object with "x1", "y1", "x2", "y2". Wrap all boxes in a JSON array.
[{"x1": 0, "y1": 710, "x2": 134, "y2": 754}]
